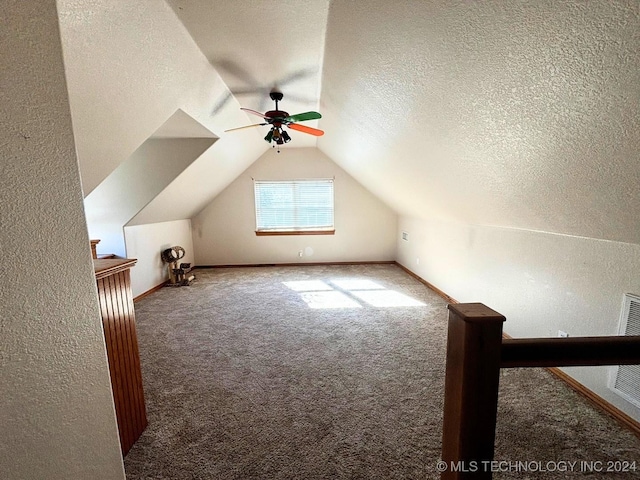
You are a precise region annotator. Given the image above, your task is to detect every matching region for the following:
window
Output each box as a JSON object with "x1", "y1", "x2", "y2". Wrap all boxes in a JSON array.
[{"x1": 254, "y1": 179, "x2": 335, "y2": 235}]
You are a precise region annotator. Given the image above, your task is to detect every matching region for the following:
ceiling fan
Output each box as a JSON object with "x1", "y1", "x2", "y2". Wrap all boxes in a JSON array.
[{"x1": 225, "y1": 91, "x2": 324, "y2": 151}]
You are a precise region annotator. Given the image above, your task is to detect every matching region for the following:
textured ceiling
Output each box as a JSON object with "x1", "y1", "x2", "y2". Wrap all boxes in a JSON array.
[
  {"x1": 166, "y1": 0, "x2": 329, "y2": 147},
  {"x1": 61, "y1": 0, "x2": 640, "y2": 245},
  {"x1": 318, "y1": 0, "x2": 640, "y2": 244},
  {"x1": 167, "y1": 0, "x2": 640, "y2": 244}
]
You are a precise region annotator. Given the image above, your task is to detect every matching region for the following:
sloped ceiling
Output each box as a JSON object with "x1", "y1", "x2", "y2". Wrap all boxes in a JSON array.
[
  {"x1": 166, "y1": 0, "x2": 328, "y2": 147},
  {"x1": 318, "y1": 1, "x2": 640, "y2": 245},
  {"x1": 63, "y1": 1, "x2": 640, "y2": 245},
  {"x1": 167, "y1": 0, "x2": 640, "y2": 245}
]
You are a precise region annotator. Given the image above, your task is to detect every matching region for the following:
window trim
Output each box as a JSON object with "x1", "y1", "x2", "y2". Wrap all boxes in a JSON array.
[
  {"x1": 254, "y1": 179, "x2": 335, "y2": 236},
  {"x1": 255, "y1": 229, "x2": 336, "y2": 236}
]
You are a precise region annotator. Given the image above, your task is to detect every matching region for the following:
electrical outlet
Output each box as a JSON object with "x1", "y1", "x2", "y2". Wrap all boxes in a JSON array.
[
  {"x1": 402, "y1": 231, "x2": 409, "y2": 241},
  {"x1": 416, "y1": 257, "x2": 420, "y2": 265},
  {"x1": 558, "y1": 330, "x2": 569, "y2": 338},
  {"x1": 298, "y1": 250, "x2": 303, "y2": 258}
]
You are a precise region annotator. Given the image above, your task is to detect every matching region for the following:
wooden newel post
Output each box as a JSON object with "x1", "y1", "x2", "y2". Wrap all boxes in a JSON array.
[{"x1": 441, "y1": 303, "x2": 506, "y2": 480}]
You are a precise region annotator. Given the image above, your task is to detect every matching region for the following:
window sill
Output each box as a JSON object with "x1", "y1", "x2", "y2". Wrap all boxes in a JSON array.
[{"x1": 255, "y1": 230, "x2": 335, "y2": 236}]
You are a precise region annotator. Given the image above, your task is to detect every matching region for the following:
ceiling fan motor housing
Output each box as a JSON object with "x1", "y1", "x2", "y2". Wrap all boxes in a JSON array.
[{"x1": 265, "y1": 110, "x2": 289, "y2": 123}]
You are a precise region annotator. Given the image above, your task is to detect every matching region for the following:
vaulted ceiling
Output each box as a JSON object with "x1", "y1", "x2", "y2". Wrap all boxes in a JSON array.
[
  {"x1": 59, "y1": 1, "x2": 640, "y2": 245},
  {"x1": 166, "y1": 0, "x2": 328, "y2": 146}
]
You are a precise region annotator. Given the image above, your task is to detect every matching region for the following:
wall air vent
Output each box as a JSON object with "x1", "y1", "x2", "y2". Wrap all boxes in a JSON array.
[{"x1": 609, "y1": 293, "x2": 640, "y2": 408}]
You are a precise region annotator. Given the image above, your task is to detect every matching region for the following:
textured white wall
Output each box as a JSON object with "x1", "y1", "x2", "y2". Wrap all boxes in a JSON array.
[
  {"x1": 0, "y1": 1, "x2": 125, "y2": 478},
  {"x1": 85, "y1": 137, "x2": 214, "y2": 257},
  {"x1": 397, "y1": 217, "x2": 640, "y2": 421},
  {"x1": 57, "y1": 0, "x2": 267, "y2": 219},
  {"x1": 192, "y1": 148, "x2": 397, "y2": 265},
  {"x1": 124, "y1": 220, "x2": 195, "y2": 298}
]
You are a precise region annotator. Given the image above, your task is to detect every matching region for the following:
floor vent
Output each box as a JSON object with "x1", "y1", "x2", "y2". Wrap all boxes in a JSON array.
[{"x1": 609, "y1": 294, "x2": 640, "y2": 408}]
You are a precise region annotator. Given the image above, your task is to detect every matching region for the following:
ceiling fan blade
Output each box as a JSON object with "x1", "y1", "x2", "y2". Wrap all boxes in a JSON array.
[
  {"x1": 284, "y1": 111, "x2": 322, "y2": 123},
  {"x1": 224, "y1": 123, "x2": 266, "y2": 132},
  {"x1": 288, "y1": 123, "x2": 324, "y2": 137},
  {"x1": 240, "y1": 108, "x2": 269, "y2": 119}
]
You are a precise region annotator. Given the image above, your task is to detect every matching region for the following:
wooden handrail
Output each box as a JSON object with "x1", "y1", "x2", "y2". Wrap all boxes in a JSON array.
[{"x1": 440, "y1": 303, "x2": 640, "y2": 480}]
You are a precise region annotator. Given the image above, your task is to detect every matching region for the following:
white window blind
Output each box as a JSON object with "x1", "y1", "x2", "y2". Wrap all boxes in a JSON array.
[{"x1": 254, "y1": 179, "x2": 334, "y2": 232}]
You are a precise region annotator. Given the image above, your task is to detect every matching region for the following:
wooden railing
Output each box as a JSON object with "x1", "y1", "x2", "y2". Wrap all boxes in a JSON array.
[
  {"x1": 95, "y1": 258, "x2": 147, "y2": 455},
  {"x1": 440, "y1": 303, "x2": 640, "y2": 480}
]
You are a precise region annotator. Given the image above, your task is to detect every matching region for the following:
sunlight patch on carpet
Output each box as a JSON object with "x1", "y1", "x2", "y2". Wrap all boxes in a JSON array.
[
  {"x1": 330, "y1": 279, "x2": 383, "y2": 290},
  {"x1": 299, "y1": 291, "x2": 362, "y2": 309},
  {"x1": 349, "y1": 290, "x2": 426, "y2": 307},
  {"x1": 283, "y1": 277, "x2": 426, "y2": 309}
]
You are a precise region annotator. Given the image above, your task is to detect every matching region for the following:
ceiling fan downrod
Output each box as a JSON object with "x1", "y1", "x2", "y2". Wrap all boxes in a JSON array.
[{"x1": 270, "y1": 91, "x2": 284, "y2": 112}]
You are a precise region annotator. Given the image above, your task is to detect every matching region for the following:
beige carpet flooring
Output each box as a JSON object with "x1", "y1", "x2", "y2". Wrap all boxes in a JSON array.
[{"x1": 124, "y1": 264, "x2": 640, "y2": 479}]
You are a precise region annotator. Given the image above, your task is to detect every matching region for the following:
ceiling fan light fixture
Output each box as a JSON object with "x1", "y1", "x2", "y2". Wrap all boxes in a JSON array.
[
  {"x1": 264, "y1": 129, "x2": 274, "y2": 143},
  {"x1": 281, "y1": 130, "x2": 291, "y2": 143}
]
